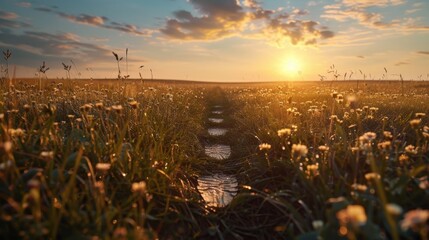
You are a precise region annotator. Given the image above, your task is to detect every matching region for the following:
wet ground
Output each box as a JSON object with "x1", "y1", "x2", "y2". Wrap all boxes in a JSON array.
[{"x1": 197, "y1": 105, "x2": 238, "y2": 208}]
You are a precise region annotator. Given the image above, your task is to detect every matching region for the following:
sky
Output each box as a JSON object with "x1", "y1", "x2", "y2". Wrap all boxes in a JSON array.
[{"x1": 0, "y1": 0, "x2": 428, "y2": 82}]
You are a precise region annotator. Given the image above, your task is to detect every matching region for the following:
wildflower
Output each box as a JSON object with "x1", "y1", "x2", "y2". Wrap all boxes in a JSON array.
[
  {"x1": 113, "y1": 227, "x2": 127, "y2": 240},
  {"x1": 0, "y1": 160, "x2": 13, "y2": 170},
  {"x1": 351, "y1": 183, "x2": 368, "y2": 192},
  {"x1": 305, "y1": 164, "x2": 319, "y2": 178},
  {"x1": 351, "y1": 147, "x2": 360, "y2": 153},
  {"x1": 327, "y1": 196, "x2": 346, "y2": 204},
  {"x1": 415, "y1": 113, "x2": 426, "y2": 118},
  {"x1": 343, "y1": 112, "x2": 350, "y2": 120},
  {"x1": 27, "y1": 179, "x2": 41, "y2": 189},
  {"x1": 336, "y1": 205, "x2": 367, "y2": 229},
  {"x1": 40, "y1": 151, "x2": 54, "y2": 161},
  {"x1": 336, "y1": 94, "x2": 344, "y2": 104},
  {"x1": 96, "y1": 163, "x2": 111, "y2": 173},
  {"x1": 80, "y1": 104, "x2": 92, "y2": 112},
  {"x1": 369, "y1": 107, "x2": 379, "y2": 112},
  {"x1": 377, "y1": 141, "x2": 391, "y2": 150},
  {"x1": 418, "y1": 176, "x2": 429, "y2": 190},
  {"x1": 383, "y1": 131, "x2": 393, "y2": 140},
  {"x1": 129, "y1": 100, "x2": 139, "y2": 109},
  {"x1": 399, "y1": 154, "x2": 409, "y2": 165},
  {"x1": 277, "y1": 128, "x2": 291, "y2": 137},
  {"x1": 400, "y1": 209, "x2": 429, "y2": 231},
  {"x1": 259, "y1": 143, "x2": 271, "y2": 151},
  {"x1": 23, "y1": 104, "x2": 31, "y2": 112},
  {"x1": 312, "y1": 220, "x2": 324, "y2": 230},
  {"x1": 94, "y1": 181, "x2": 105, "y2": 194},
  {"x1": 0, "y1": 141, "x2": 12, "y2": 154},
  {"x1": 365, "y1": 172, "x2": 381, "y2": 181},
  {"x1": 8, "y1": 128, "x2": 25, "y2": 137},
  {"x1": 292, "y1": 144, "x2": 308, "y2": 158},
  {"x1": 386, "y1": 203, "x2": 403, "y2": 216},
  {"x1": 405, "y1": 145, "x2": 418, "y2": 155},
  {"x1": 410, "y1": 119, "x2": 421, "y2": 128},
  {"x1": 318, "y1": 145, "x2": 329, "y2": 152},
  {"x1": 112, "y1": 105, "x2": 123, "y2": 113},
  {"x1": 360, "y1": 132, "x2": 377, "y2": 142},
  {"x1": 95, "y1": 102, "x2": 104, "y2": 109},
  {"x1": 131, "y1": 181, "x2": 147, "y2": 194}
]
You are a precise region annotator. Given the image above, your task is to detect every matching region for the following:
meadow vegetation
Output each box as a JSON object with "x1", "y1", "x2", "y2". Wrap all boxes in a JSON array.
[{"x1": 1, "y1": 60, "x2": 429, "y2": 239}]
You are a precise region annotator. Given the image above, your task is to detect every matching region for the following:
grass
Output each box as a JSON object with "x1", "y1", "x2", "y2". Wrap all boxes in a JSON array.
[{"x1": 1, "y1": 77, "x2": 429, "y2": 239}]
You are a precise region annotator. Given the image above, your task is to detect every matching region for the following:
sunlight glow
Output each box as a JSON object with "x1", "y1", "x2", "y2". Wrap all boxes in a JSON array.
[{"x1": 281, "y1": 57, "x2": 302, "y2": 79}]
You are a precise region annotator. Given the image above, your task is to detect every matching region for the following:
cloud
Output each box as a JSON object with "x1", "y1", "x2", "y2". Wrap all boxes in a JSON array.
[
  {"x1": 357, "y1": 55, "x2": 365, "y2": 58},
  {"x1": 395, "y1": 61, "x2": 409, "y2": 66},
  {"x1": 161, "y1": 0, "x2": 249, "y2": 40},
  {"x1": 322, "y1": 0, "x2": 426, "y2": 31},
  {"x1": 263, "y1": 18, "x2": 334, "y2": 46},
  {"x1": 322, "y1": 4, "x2": 395, "y2": 29},
  {"x1": 34, "y1": 7, "x2": 151, "y2": 36},
  {"x1": 0, "y1": 10, "x2": 18, "y2": 20},
  {"x1": 417, "y1": 51, "x2": 429, "y2": 55},
  {"x1": 161, "y1": 0, "x2": 334, "y2": 46},
  {"x1": 58, "y1": 12, "x2": 107, "y2": 26},
  {"x1": 16, "y1": 2, "x2": 32, "y2": 8},
  {"x1": 342, "y1": 0, "x2": 405, "y2": 8},
  {"x1": 0, "y1": 30, "x2": 112, "y2": 65},
  {"x1": 0, "y1": 11, "x2": 31, "y2": 29}
]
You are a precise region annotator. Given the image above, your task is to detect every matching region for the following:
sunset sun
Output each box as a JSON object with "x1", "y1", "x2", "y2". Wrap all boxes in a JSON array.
[{"x1": 282, "y1": 57, "x2": 302, "y2": 77}]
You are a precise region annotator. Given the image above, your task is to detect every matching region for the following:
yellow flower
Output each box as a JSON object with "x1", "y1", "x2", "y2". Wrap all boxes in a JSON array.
[
  {"x1": 277, "y1": 128, "x2": 291, "y2": 137},
  {"x1": 336, "y1": 205, "x2": 367, "y2": 228},
  {"x1": 131, "y1": 181, "x2": 147, "y2": 194},
  {"x1": 292, "y1": 144, "x2": 308, "y2": 158},
  {"x1": 259, "y1": 143, "x2": 272, "y2": 151},
  {"x1": 386, "y1": 203, "x2": 403, "y2": 216},
  {"x1": 318, "y1": 145, "x2": 329, "y2": 152},
  {"x1": 401, "y1": 209, "x2": 429, "y2": 231},
  {"x1": 365, "y1": 172, "x2": 381, "y2": 181},
  {"x1": 96, "y1": 163, "x2": 111, "y2": 173},
  {"x1": 409, "y1": 119, "x2": 421, "y2": 128}
]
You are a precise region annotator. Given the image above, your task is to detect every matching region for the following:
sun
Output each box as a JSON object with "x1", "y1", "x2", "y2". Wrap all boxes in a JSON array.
[{"x1": 281, "y1": 57, "x2": 302, "y2": 78}]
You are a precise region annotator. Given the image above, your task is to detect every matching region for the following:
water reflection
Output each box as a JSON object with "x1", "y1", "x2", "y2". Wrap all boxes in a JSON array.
[
  {"x1": 205, "y1": 144, "x2": 231, "y2": 159},
  {"x1": 208, "y1": 128, "x2": 228, "y2": 136},
  {"x1": 197, "y1": 174, "x2": 238, "y2": 207},
  {"x1": 212, "y1": 110, "x2": 223, "y2": 114},
  {"x1": 208, "y1": 118, "x2": 224, "y2": 124}
]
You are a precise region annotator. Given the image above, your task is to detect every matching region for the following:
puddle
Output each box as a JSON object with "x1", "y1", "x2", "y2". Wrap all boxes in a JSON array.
[
  {"x1": 205, "y1": 144, "x2": 231, "y2": 159},
  {"x1": 208, "y1": 128, "x2": 228, "y2": 136},
  {"x1": 198, "y1": 174, "x2": 238, "y2": 208},
  {"x1": 208, "y1": 118, "x2": 224, "y2": 124},
  {"x1": 212, "y1": 110, "x2": 223, "y2": 115}
]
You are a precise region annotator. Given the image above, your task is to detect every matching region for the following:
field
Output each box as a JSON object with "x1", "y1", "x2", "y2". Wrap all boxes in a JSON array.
[{"x1": 1, "y1": 78, "x2": 429, "y2": 239}]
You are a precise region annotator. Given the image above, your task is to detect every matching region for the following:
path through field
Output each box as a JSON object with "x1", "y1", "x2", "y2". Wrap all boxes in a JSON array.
[{"x1": 197, "y1": 95, "x2": 239, "y2": 208}]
